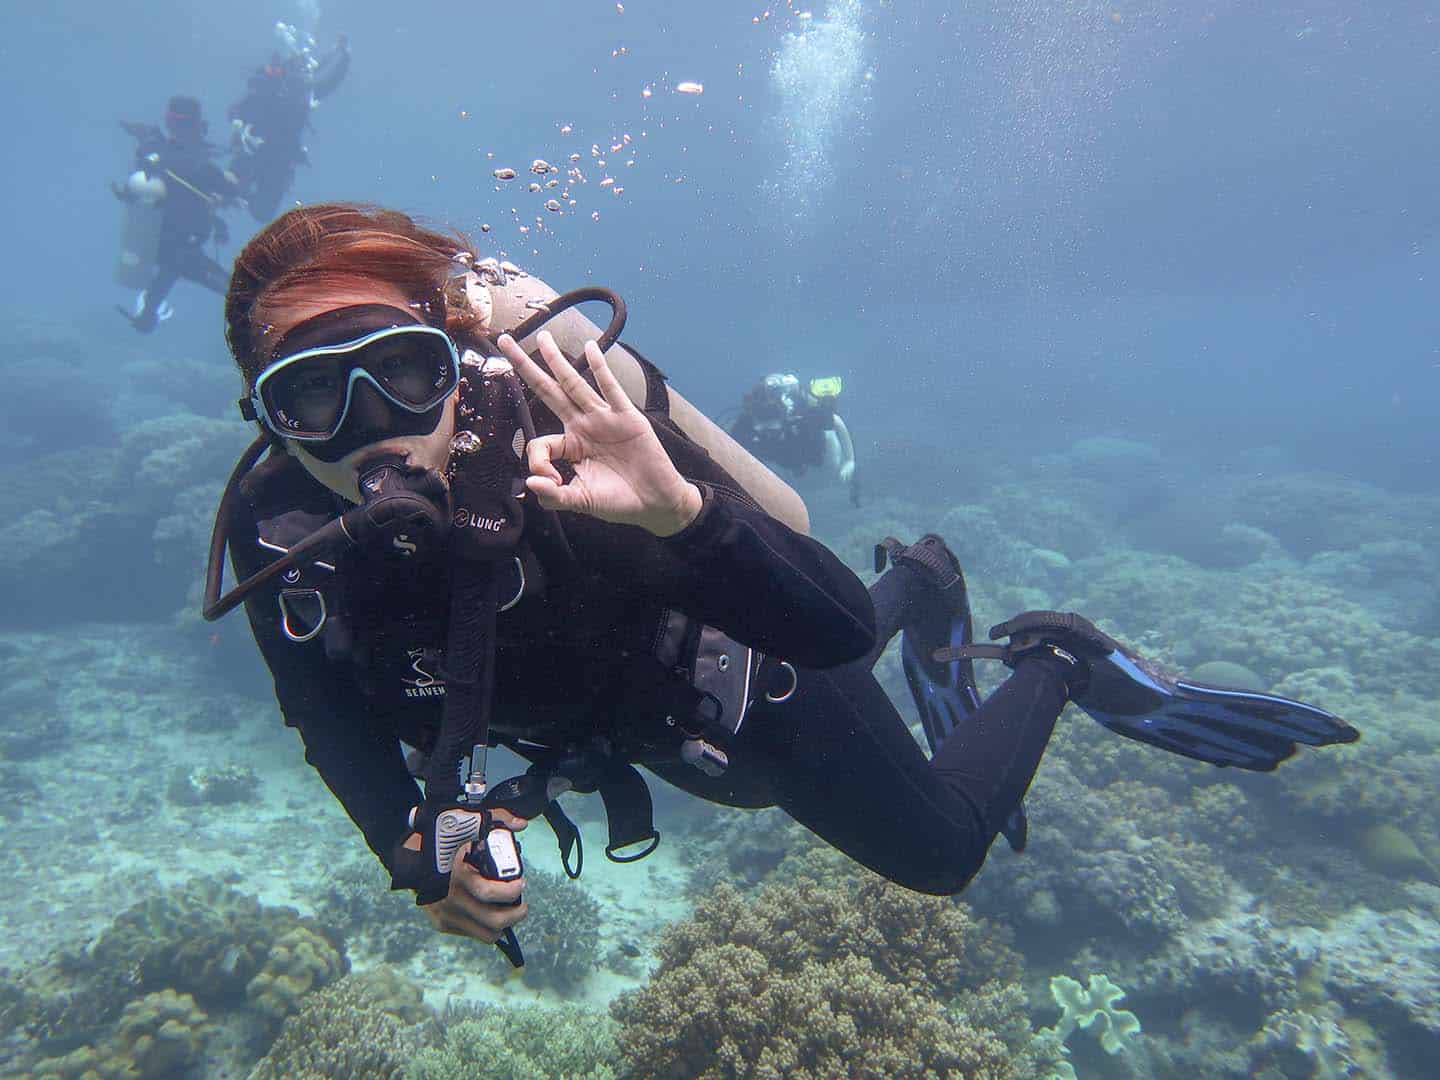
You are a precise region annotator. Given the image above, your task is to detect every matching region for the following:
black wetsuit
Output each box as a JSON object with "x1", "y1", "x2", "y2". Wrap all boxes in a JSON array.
[
  {"x1": 229, "y1": 45, "x2": 349, "y2": 221},
  {"x1": 122, "y1": 129, "x2": 235, "y2": 330},
  {"x1": 730, "y1": 396, "x2": 836, "y2": 475},
  {"x1": 233, "y1": 362, "x2": 1067, "y2": 895}
]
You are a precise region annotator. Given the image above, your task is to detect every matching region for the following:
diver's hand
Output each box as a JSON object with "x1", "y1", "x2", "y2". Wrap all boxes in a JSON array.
[
  {"x1": 500, "y1": 331, "x2": 702, "y2": 536},
  {"x1": 406, "y1": 811, "x2": 530, "y2": 943}
]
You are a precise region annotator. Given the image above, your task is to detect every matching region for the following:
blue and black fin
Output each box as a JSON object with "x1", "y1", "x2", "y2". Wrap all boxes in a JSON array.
[{"x1": 940, "y1": 610, "x2": 1360, "y2": 772}]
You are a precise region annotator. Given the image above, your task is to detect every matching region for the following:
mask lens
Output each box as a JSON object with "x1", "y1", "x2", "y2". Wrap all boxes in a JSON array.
[
  {"x1": 268, "y1": 353, "x2": 345, "y2": 435},
  {"x1": 366, "y1": 335, "x2": 453, "y2": 406}
]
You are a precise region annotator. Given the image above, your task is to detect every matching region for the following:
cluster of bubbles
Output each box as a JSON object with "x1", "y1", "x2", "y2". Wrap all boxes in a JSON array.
[
  {"x1": 485, "y1": 135, "x2": 638, "y2": 243},
  {"x1": 463, "y1": 1, "x2": 850, "y2": 261},
  {"x1": 463, "y1": 3, "x2": 719, "y2": 260},
  {"x1": 765, "y1": 0, "x2": 873, "y2": 226}
]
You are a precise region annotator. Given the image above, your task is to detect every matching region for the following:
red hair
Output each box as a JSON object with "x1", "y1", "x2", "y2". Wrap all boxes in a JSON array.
[{"x1": 225, "y1": 203, "x2": 482, "y2": 384}]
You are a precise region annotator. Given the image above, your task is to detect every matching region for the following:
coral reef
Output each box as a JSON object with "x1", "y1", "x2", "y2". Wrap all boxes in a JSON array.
[
  {"x1": 405, "y1": 1004, "x2": 620, "y2": 1080},
  {"x1": 86, "y1": 877, "x2": 347, "y2": 1014},
  {"x1": 245, "y1": 925, "x2": 348, "y2": 1024},
  {"x1": 1224, "y1": 472, "x2": 1440, "y2": 560},
  {"x1": 5, "y1": 876, "x2": 347, "y2": 1065},
  {"x1": 1132, "y1": 908, "x2": 1303, "y2": 1022},
  {"x1": 507, "y1": 866, "x2": 604, "y2": 993},
  {"x1": 313, "y1": 854, "x2": 432, "y2": 964},
  {"x1": 1040, "y1": 972, "x2": 1142, "y2": 1056},
  {"x1": 674, "y1": 803, "x2": 826, "y2": 896},
  {"x1": 617, "y1": 947, "x2": 1019, "y2": 1080},
  {"x1": 964, "y1": 756, "x2": 1230, "y2": 962},
  {"x1": 0, "y1": 411, "x2": 252, "y2": 626},
  {"x1": 1293, "y1": 906, "x2": 1440, "y2": 1045},
  {"x1": 248, "y1": 970, "x2": 433, "y2": 1080},
  {"x1": 1249, "y1": 1005, "x2": 1360, "y2": 1080},
  {"x1": 26, "y1": 989, "x2": 209, "y2": 1080},
  {"x1": 611, "y1": 873, "x2": 1041, "y2": 1078}
]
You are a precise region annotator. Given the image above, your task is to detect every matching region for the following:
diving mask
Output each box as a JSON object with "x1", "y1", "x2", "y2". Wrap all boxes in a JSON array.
[{"x1": 245, "y1": 304, "x2": 460, "y2": 453}]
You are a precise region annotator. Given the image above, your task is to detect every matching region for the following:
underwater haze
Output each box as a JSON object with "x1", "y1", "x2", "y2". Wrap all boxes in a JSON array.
[{"x1": 1, "y1": 1, "x2": 1438, "y2": 1078}]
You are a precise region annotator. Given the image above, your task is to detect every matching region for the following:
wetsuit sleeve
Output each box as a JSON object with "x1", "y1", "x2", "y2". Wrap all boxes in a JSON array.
[
  {"x1": 574, "y1": 481, "x2": 875, "y2": 667},
  {"x1": 228, "y1": 497, "x2": 421, "y2": 873},
  {"x1": 311, "y1": 44, "x2": 351, "y2": 99},
  {"x1": 663, "y1": 483, "x2": 874, "y2": 665}
]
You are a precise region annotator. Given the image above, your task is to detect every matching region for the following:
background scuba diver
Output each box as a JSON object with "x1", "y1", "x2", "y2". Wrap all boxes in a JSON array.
[
  {"x1": 113, "y1": 96, "x2": 240, "y2": 333},
  {"x1": 228, "y1": 23, "x2": 350, "y2": 222},
  {"x1": 730, "y1": 372, "x2": 860, "y2": 506},
  {"x1": 211, "y1": 203, "x2": 1356, "y2": 948}
]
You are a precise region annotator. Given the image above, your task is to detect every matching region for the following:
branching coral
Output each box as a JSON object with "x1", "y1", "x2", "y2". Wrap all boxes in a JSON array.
[
  {"x1": 313, "y1": 854, "x2": 432, "y2": 964},
  {"x1": 616, "y1": 946, "x2": 1016, "y2": 1080},
  {"x1": 654, "y1": 878, "x2": 1019, "y2": 996},
  {"x1": 249, "y1": 970, "x2": 433, "y2": 1080},
  {"x1": 404, "y1": 1004, "x2": 620, "y2": 1080},
  {"x1": 612, "y1": 875, "x2": 1034, "y2": 1078},
  {"x1": 505, "y1": 866, "x2": 604, "y2": 993}
]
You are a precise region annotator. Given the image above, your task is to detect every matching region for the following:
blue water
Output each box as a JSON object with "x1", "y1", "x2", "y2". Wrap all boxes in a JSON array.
[{"x1": 2, "y1": 2, "x2": 1437, "y2": 1078}]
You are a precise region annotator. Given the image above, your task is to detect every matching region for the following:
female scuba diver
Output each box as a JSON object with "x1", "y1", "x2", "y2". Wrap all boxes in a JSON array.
[{"x1": 205, "y1": 203, "x2": 1358, "y2": 952}]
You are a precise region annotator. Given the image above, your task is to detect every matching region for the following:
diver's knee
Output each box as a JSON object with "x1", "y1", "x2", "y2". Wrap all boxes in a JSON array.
[{"x1": 878, "y1": 843, "x2": 988, "y2": 896}]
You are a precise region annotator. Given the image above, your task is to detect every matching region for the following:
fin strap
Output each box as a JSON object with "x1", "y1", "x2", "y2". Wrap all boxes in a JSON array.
[{"x1": 934, "y1": 643, "x2": 1011, "y2": 664}]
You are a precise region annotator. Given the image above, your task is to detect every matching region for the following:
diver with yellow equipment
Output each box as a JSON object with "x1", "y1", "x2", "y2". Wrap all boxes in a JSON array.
[{"x1": 729, "y1": 373, "x2": 859, "y2": 506}]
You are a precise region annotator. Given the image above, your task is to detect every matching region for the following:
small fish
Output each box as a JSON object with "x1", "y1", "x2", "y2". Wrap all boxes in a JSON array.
[
  {"x1": 219, "y1": 945, "x2": 244, "y2": 975},
  {"x1": 618, "y1": 941, "x2": 642, "y2": 958}
]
